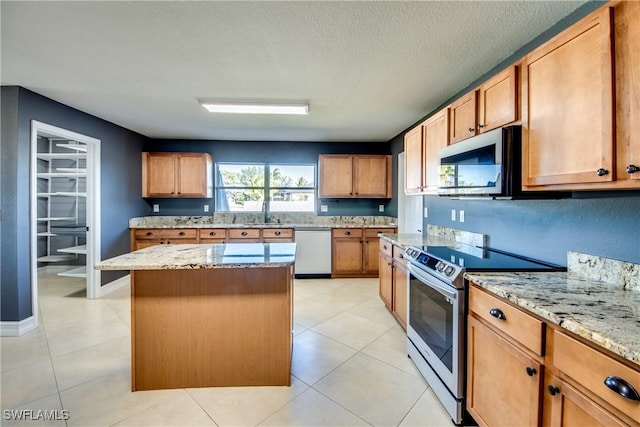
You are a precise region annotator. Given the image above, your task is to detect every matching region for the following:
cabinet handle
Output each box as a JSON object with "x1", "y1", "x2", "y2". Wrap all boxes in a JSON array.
[
  {"x1": 146, "y1": 232, "x2": 153, "y2": 236},
  {"x1": 177, "y1": 192, "x2": 181, "y2": 195},
  {"x1": 275, "y1": 231, "x2": 281, "y2": 236},
  {"x1": 209, "y1": 231, "x2": 216, "y2": 236},
  {"x1": 468, "y1": 127, "x2": 475, "y2": 133},
  {"x1": 383, "y1": 245, "x2": 388, "y2": 250},
  {"x1": 171, "y1": 191, "x2": 175, "y2": 195},
  {"x1": 477, "y1": 124, "x2": 485, "y2": 130},
  {"x1": 398, "y1": 254, "x2": 404, "y2": 259},
  {"x1": 596, "y1": 168, "x2": 609, "y2": 177},
  {"x1": 349, "y1": 192, "x2": 353, "y2": 195},
  {"x1": 345, "y1": 231, "x2": 351, "y2": 236},
  {"x1": 604, "y1": 376, "x2": 640, "y2": 401},
  {"x1": 355, "y1": 192, "x2": 358, "y2": 195},
  {"x1": 626, "y1": 164, "x2": 640, "y2": 174},
  {"x1": 526, "y1": 367, "x2": 537, "y2": 377},
  {"x1": 241, "y1": 231, "x2": 248, "y2": 236},
  {"x1": 489, "y1": 308, "x2": 506, "y2": 320},
  {"x1": 548, "y1": 385, "x2": 560, "y2": 396},
  {"x1": 179, "y1": 231, "x2": 185, "y2": 236},
  {"x1": 167, "y1": 240, "x2": 171, "y2": 244}
]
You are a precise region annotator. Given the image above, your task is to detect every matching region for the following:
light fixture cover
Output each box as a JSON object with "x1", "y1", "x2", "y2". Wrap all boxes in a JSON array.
[{"x1": 200, "y1": 101, "x2": 309, "y2": 115}]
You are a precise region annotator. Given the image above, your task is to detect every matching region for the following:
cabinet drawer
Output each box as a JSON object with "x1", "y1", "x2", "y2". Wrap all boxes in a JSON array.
[
  {"x1": 262, "y1": 228, "x2": 293, "y2": 239},
  {"x1": 392, "y1": 245, "x2": 407, "y2": 267},
  {"x1": 134, "y1": 229, "x2": 197, "y2": 240},
  {"x1": 228, "y1": 228, "x2": 260, "y2": 239},
  {"x1": 379, "y1": 239, "x2": 393, "y2": 257},
  {"x1": 469, "y1": 285, "x2": 544, "y2": 356},
  {"x1": 199, "y1": 228, "x2": 227, "y2": 239},
  {"x1": 364, "y1": 228, "x2": 395, "y2": 238},
  {"x1": 554, "y1": 331, "x2": 640, "y2": 421},
  {"x1": 332, "y1": 228, "x2": 362, "y2": 238}
]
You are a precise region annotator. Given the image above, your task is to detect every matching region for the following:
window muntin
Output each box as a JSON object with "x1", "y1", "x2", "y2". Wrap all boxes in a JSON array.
[{"x1": 216, "y1": 163, "x2": 315, "y2": 212}]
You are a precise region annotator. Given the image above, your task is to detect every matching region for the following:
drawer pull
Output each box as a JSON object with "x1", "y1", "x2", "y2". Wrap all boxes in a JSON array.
[
  {"x1": 146, "y1": 231, "x2": 153, "y2": 236},
  {"x1": 345, "y1": 231, "x2": 351, "y2": 236},
  {"x1": 179, "y1": 231, "x2": 185, "y2": 236},
  {"x1": 526, "y1": 367, "x2": 537, "y2": 377},
  {"x1": 383, "y1": 245, "x2": 388, "y2": 250},
  {"x1": 241, "y1": 231, "x2": 248, "y2": 236},
  {"x1": 489, "y1": 308, "x2": 506, "y2": 320},
  {"x1": 604, "y1": 376, "x2": 640, "y2": 401},
  {"x1": 275, "y1": 231, "x2": 281, "y2": 236},
  {"x1": 209, "y1": 231, "x2": 216, "y2": 236},
  {"x1": 548, "y1": 385, "x2": 560, "y2": 396},
  {"x1": 398, "y1": 254, "x2": 404, "y2": 259}
]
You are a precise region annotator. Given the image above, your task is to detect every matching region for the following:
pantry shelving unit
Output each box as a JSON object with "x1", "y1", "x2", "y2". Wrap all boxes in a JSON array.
[{"x1": 36, "y1": 139, "x2": 88, "y2": 278}]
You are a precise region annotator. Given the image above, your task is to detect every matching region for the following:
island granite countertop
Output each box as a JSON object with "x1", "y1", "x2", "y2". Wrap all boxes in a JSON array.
[
  {"x1": 95, "y1": 242, "x2": 296, "y2": 270},
  {"x1": 466, "y1": 270, "x2": 640, "y2": 368}
]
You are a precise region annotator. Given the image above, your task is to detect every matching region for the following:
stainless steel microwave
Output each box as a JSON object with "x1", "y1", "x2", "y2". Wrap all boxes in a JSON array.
[{"x1": 438, "y1": 126, "x2": 522, "y2": 198}]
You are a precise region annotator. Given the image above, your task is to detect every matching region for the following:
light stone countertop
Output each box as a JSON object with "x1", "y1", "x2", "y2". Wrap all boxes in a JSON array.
[
  {"x1": 465, "y1": 271, "x2": 640, "y2": 367},
  {"x1": 95, "y1": 242, "x2": 296, "y2": 270}
]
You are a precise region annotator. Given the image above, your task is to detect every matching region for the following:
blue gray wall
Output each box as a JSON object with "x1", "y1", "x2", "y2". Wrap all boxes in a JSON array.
[
  {"x1": 1, "y1": 87, "x2": 149, "y2": 322},
  {"x1": 144, "y1": 139, "x2": 393, "y2": 217}
]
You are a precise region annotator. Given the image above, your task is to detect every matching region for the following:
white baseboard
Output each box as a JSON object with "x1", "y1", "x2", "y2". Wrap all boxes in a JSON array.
[
  {"x1": 96, "y1": 274, "x2": 130, "y2": 298},
  {"x1": 0, "y1": 316, "x2": 37, "y2": 337}
]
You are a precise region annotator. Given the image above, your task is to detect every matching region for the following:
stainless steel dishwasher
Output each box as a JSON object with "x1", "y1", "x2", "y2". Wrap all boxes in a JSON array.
[{"x1": 294, "y1": 228, "x2": 332, "y2": 277}]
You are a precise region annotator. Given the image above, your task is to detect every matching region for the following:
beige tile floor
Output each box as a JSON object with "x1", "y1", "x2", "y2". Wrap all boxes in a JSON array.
[{"x1": 0, "y1": 269, "x2": 454, "y2": 427}]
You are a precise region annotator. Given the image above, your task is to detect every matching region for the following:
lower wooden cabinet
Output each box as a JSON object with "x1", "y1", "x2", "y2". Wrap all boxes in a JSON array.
[
  {"x1": 331, "y1": 228, "x2": 396, "y2": 278},
  {"x1": 131, "y1": 227, "x2": 294, "y2": 250},
  {"x1": 467, "y1": 315, "x2": 543, "y2": 427},
  {"x1": 468, "y1": 283, "x2": 640, "y2": 427},
  {"x1": 378, "y1": 240, "x2": 408, "y2": 329}
]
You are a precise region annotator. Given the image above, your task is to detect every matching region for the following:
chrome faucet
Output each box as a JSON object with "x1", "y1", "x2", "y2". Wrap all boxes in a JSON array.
[{"x1": 262, "y1": 200, "x2": 268, "y2": 223}]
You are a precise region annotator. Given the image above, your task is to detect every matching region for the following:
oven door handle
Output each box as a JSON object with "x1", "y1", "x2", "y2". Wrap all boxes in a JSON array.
[{"x1": 407, "y1": 263, "x2": 457, "y2": 300}]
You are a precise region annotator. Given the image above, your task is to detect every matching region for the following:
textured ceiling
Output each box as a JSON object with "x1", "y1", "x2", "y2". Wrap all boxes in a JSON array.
[{"x1": 1, "y1": 1, "x2": 588, "y2": 142}]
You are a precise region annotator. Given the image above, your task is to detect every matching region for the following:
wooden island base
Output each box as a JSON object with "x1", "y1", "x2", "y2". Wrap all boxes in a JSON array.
[{"x1": 131, "y1": 266, "x2": 293, "y2": 391}]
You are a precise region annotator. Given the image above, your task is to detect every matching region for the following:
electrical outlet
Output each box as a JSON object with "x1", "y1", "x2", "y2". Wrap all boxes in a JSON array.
[
  {"x1": 204, "y1": 205, "x2": 209, "y2": 213},
  {"x1": 451, "y1": 209, "x2": 456, "y2": 221},
  {"x1": 459, "y1": 210, "x2": 465, "y2": 223},
  {"x1": 378, "y1": 204, "x2": 385, "y2": 213},
  {"x1": 424, "y1": 207, "x2": 429, "y2": 218},
  {"x1": 153, "y1": 204, "x2": 160, "y2": 213},
  {"x1": 320, "y1": 204, "x2": 328, "y2": 212}
]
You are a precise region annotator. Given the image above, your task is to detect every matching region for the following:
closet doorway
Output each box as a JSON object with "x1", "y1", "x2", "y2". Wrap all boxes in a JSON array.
[{"x1": 30, "y1": 121, "x2": 101, "y2": 326}]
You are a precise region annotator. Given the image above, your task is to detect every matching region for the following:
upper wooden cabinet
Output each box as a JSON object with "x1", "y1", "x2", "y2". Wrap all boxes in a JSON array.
[
  {"x1": 522, "y1": 7, "x2": 615, "y2": 189},
  {"x1": 142, "y1": 152, "x2": 213, "y2": 198},
  {"x1": 404, "y1": 107, "x2": 450, "y2": 194},
  {"x1": 318, "y1": 154, "x2": 392, "y2": 198},
  {"x1": 450, "y1": 65, "x2": 518, "y2": 144},
  {"x1": 450, "y1": 91, "x2": 478, "y2": 144}
]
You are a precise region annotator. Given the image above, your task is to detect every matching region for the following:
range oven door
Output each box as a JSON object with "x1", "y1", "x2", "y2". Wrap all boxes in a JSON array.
[{"x1": 406, "y1": 262, "x2": 465, "y2": 398}]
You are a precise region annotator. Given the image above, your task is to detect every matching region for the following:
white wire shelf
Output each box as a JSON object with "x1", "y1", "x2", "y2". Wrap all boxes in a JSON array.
[
  {"x1": 56, "y1": 143, "x2": 87, "y2": 152},
  {"x1": 37, "y1": 172, "x2": 86, "y2": 178},
  {"x1": 37, "y1": 192, "x2": 86, "y2": 197},
  {"x1": 37, "y1": 153, "x2": 86, "y2": 161},
  {"x1": 58, "y1": 245, "x2": 87, "y2": 255},
  {"x1": 37, "y1": 217, "x2": 75, "y2": 221},
  {"x1": 56, "y1": 167, "x2": 87, "y2": 173},
  {"x1": 37, "y1": 254, "x2": 76, "y2": 262},
  {"x1": 57, "y1": 266, "x2": 86, "y2": 278}
]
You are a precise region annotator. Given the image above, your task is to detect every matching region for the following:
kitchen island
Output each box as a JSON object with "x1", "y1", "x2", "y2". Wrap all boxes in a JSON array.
[{"x1": 95, "y1": 242, "x2": 296, "y2": 391}]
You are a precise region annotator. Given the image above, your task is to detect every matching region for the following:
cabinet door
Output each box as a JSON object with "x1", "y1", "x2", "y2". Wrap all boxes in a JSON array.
[
  {"x1": 177, "y1": 153, "x2": 211, "y2": 197},
  {"x1": 144, "y1": 153, "x2": 176, "y2": 197},
  {"x1": 392, "y1": 262, "x2": 407, "y2": 330},
  {"x1": 423, "y1": 108, "x2": 450, "y2": 193},
  {"x1": 523, "y1": 7, "x2": 614, "y2": 188},
  {"x1": 404, "y1": 125, "x2": 425, "y2": 194},
  {"x1": 614, "y1": 1, "x2": 640, "y2": 185},
  {"x1": 478, "y1": 66, "x2": 518, "y2": 133},
  {"x1": 332, "y1": 238, "x2": 363, "y2": 275},
  {"x1": 548, "y1": 379, "x2": 627, "y2": 427},
  {"x1": 319, "y1": 155, "x2": 354, "y2": 197},
  {"x1": 379, "y1": 254, "x2": 393, "y2": 310},
  {"x1": 363, "y1": 237, "x2": 380, "y2": 274},
  {"x1": 450, "y1": 91, "x2": 478, "y2": 144},
  {"x1": 467, "y1": 316, "x2": 542, "y2": 427},
  {"x1": 354, "y1": 156, "x2": 391, "y2": 198}
]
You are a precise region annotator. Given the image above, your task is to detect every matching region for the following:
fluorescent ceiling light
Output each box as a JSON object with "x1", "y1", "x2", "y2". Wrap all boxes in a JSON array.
[{"x1": 200, "y1": 101, "x2": 309, "y2": 115}]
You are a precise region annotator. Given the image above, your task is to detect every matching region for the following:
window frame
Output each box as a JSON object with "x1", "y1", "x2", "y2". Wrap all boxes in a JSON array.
[{"x1": 215, "y1": 162, "x2": 316, "y2": 213}]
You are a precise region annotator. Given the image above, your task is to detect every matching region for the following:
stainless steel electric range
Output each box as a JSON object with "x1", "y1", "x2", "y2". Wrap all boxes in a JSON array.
[{"x1": 404, "y1": 244, "x2": 564, "y2": 425}]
